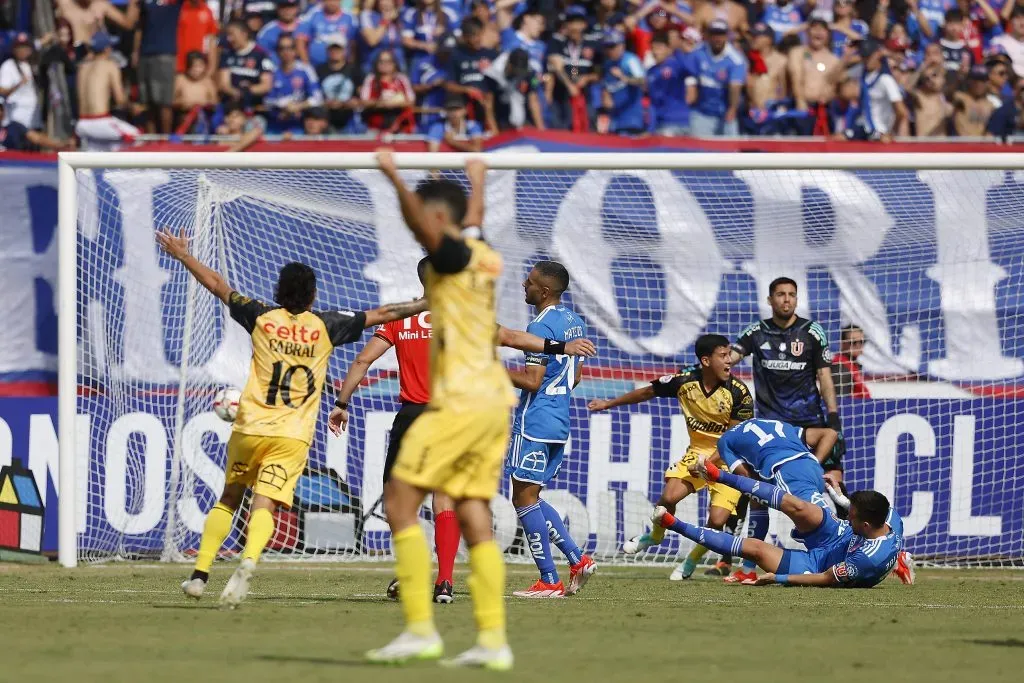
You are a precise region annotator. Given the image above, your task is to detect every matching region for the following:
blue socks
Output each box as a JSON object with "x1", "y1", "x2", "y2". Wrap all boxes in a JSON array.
[
  {"x1": 517, "y1": 503, "x2": 558, "y2": 584},
  {"x1": 743, "y1": 506, "x2": 771, "y2": 571},
  {"x1": 660, "y1": 514, "x2": 745, "y2": 559},
  {"x1": 713, "y1": 469, "x2": 786, "y2": 509},
  {"x1": 540, "y1": 500, "x2": 583, "y2": 566}
]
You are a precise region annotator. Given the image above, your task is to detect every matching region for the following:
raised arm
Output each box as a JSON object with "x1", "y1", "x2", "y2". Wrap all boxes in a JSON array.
[
  {"x1": 462, "y1": 157, "x2": 486, "y2": 228},
  {"x1": 156, "y1": 229, "x2": 232, "y2": 303},
  {"x1": 328, "y1": 335, "x2": 393, "y2": 435},
  {"x1": 587, "y1": 384, "x2": 655, "y2": 412},
  {"x1": 376, "y1": 148, "x2": 442, "y2": 252}
]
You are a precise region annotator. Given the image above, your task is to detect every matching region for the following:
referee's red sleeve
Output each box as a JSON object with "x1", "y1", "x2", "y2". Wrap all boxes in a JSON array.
[{"x1": 375, "y1": 321, "x2": 396, "y2": 345}]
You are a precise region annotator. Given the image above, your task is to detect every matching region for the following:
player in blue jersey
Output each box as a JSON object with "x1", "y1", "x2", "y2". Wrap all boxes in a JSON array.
[
  {"x1": 656, "y1": 460, "x2": 905, "y2": 588},
  {"x1": 506, "y1": 261, "x2": 596, "y2": 599},
  {"x1": 715, "y1": 418, "x2": 837, "y2": 515}
]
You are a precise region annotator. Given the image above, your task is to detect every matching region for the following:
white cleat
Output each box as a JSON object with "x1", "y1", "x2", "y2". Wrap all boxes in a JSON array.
[
  {"x1": 623, "y1": 533, "x2": 656, "y2": 555},
  {"x1": 365, "y1": 631, "x2": 444, "y2": 664},
  {"x1": 219, "y1": 558, "x2": 255, "y2": 609},
  {"x1": 652, "y1": 505, "x2": 670, "y2": 524},
  {"x1": 181, "y1": 577, "x2": 206, "y2": 600},
  {"x1": 440, "y1": 644, "x2": 514, "y2": 671}
]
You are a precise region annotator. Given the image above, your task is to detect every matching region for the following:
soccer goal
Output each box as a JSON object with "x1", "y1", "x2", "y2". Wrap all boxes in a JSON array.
[{"x1": 57, "y1": 152, "x2": 1024, "y2": 568}]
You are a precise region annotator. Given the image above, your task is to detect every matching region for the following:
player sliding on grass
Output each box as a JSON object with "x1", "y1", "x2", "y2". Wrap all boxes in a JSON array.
[
  {"x1": 158, "y1": 230, "x2": 428, "y2": 607},
  {"x1": 588, "y1": 334, "x2": 752, "y2": 578},
  {"x1": 507, "y1": 260, "x2": 596, "y2": 598},
  {"x1": 654, "y1": 458, "x2": 905, "y2": 587}
]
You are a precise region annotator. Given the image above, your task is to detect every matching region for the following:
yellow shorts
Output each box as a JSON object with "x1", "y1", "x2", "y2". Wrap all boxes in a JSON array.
[
  {"x1": 391, "y1": 406, "x2": 511, "y2": 500},
  {"x1": 665, "y1": 448, "x2": 742, "y2": 514},
  {"x1": 225, "y1": 431, "x2": 309, "y2": 506}
]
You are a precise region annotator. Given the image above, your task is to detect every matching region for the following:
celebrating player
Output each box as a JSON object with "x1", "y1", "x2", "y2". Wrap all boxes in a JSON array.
[
  {"x1": 330, "y1": 258, "x2": 596, "y2": 604},
  {"x1": 728, "y1": 276, "x2": 842, "y2": 584},
  {"x1": 588, "y1": 334, "x2": 752, "y2": 578},
  {"x1": 158, "y1": 230, "x2": 428, "y2": 607},
  {"x1": 507, "y1": 260, "x2": 596, "y2": 598},
  {"x1": 367, "y1": 152, "x2": 572, "y2": 669},
  {"x1": 654, "y1": 458, "x2": 904, "y2": 588}
]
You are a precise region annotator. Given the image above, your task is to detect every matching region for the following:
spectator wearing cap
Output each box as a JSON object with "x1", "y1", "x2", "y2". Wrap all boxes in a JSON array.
[
  {"x1": 645, "y1": 30, "x2": 695, "y2": 135},
  {"x1": 257, "y1": 0, "x2": 302, "y2": 64},
  {"x1": 689, "y1": 19, "x2": 746, "y2": 136},
  {"x1": 401, "y1": 0, "x2": 458, "y2": 77},
  {"x1": 0, "y1": 97, "x2": 72, "y2": 151},
  {"x1": 992, "y1": 8, "x2": 1024, "y2": 78},
  {"x1": 427, "y1": 92, "x2": 484, "y2": 150},
  {"x1": 359, "y1": 49, "x2": 415, "y2": 131},
  {"x1": 178, "y1": 0, "x2": 219, "y2": 76},
  {"x1": 905, "y1": 0, "x2": 956, "y2": 47},
  {"x1": 502, "y1": 7, "x2": 548, "y2": 75},
  {"x1": 789, "y1": 18, "x2": 841, "y2": 125},
  {"x1": 360, "y1": 0, "x2": 406, "y2": 73},
  {"x1": 298, "y1": 0, "x2": 359, "y2": 68},
  {"x1": 482, "y1": 47, "x2": 545, "y2": 131},
  {"x1": 831, "y1": 0, "x2": 869, "y2": 58},
  {"x1": 54, "y1": 0, "x2": 140, "y2": 46},
  {"x1": 985, "y1": 48, "x2": 1013, "y2": 100},
  {"x1": 0, "y1": 33, "x2": 40, "y2": 131},
  {"x1": 679, "y1": 25, "x2": 702, "y2": 53},
  {"x1": 759, "y1": 0, "x2": 807, "y2": 43},
  {"x1": 745, "y1": 22, "x2": 792, "y2": 133},
  {"x1": 75, "y1": 32, "x2": 141, "y2": 150},
  {"x1": 265, "y1": 33, "x2": 324, "y2": 134},
  {"x1": 218, "y1": 20, "x2": 276, "y2": 108},
  {"x1": 447, "y1": 17, "x2": 499, "y2": 119},
  {"x1": 694, "y1": 0, "x2": 747, "y2": 36},
  {"x1": 952, "y1": 64, "x2": 997, "y2": 134},
  {"x1": 908, "y1": 61, "x2": 951, "y2": 135},
  {"x1": 599, "y1": 29, "x2": 645, "y2": 134},
  {"x1": 318, "y1": 38, "x2": 360, "y2": 132},
  {"x1": 173, "y1": 51, "x2": 217, "y2": 131},
  {"x1": 849, "y1": 38, "x2": 907, "y2": 140},
  {"x1": 547, "y1": 5, "x2": 601, "y2": 130}
]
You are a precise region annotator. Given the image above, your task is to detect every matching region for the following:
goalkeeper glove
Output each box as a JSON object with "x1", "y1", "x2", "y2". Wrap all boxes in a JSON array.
[{"x1": 826, "y1": 411, "x2": 846, "y2": 462}]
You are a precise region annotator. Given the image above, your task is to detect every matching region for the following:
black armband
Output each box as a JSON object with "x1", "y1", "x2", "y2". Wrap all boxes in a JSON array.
[
  {"x1": 544, "y1": 339, "x2": 566, "y2": 355},
  {"x1": 335, "y1": 399, "x2": 349, "y2": 410},
  {"x1": 827, "y1": 412, "x2": 842, "y2": 431}
]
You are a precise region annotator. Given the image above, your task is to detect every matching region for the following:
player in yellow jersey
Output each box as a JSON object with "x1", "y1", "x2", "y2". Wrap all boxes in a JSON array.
[
  {"x1": 588, "y1": 334, "x2": 753, "y2": 578},
  {"x1": 366, "y1": 152, "x2": 530, "y2": 670},
  {"x1": 157, "y1": 229, "x2": 427, "y2": 608}
]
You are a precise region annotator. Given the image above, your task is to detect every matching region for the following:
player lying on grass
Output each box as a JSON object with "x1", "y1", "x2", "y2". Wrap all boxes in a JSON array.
[
  {"x1": 588, "y1": 334, "x2": 752, "y2": 578},
  {"x1": 507, "y1": 260, "x2": 596, "y2": 598},
  {"x1": 329, "y1": 258, "x2": 596, "y2": 604},
  {"x1": 157, "y1": 229, "x2": 428, "y2": 607},
  {"x1": 653, "y1": 458, "x2": 905, "y2": 587}
]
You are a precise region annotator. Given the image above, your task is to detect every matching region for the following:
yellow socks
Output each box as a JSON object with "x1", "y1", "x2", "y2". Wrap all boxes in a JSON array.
[
  {"x1": 650, "y1": 523, "x2": 666, "y2": 544},
  {"x1": 393, "y1": 525, "x2": 435, "y2": 636},
  {"x1": 468, "y1": 540, "x2": 506, "y2": 650},
  {"x1": 194, "y1": 503, "x2": 234, "y2": 573},
  {"x1": 687, "y1": 544, "x2": 710, "y2": 564},
  {"x1": 242, "y1": 507, "x2": 275, "y2": 563}
]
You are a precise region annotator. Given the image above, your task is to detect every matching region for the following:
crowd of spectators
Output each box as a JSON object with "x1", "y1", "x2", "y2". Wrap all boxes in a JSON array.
[{"x1": 2, "y1": 0, "x2": 1024, "y2": 151}]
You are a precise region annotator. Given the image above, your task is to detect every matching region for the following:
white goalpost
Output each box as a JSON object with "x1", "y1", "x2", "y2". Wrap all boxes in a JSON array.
[{"x1": 57, "y1": 151, "x2": 1024, "y2": 569}]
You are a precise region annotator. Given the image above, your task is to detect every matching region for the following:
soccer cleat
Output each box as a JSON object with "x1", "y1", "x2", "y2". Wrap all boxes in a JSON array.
[
  {"x1": 723, "y1": 569, "x2": 757, "y2": 585},
  {"x1": 704, "y1": 561, "x2": 732, "y2": 577},
  {"x1": 693, "y1": 457, "x2": 721, "y2": 482},
  {"x1": 894, "y1": 551, "x2": 916, "y2": 585},
  {"x1": 386, "y1": 577, "x2": 400, "y2": 601},
  {"x1": 440, "y1": 644, "x2": 514, "y2": 671},
  {"x1": 512, "y1": 579, "x2": 565, "y2": 598},
  {"x1": 623, "y1": 533, "x2": 658, "y2": 555},
  {"x1": 566, "y1": 555, "x2": 596, "y2": 595},
  {"x1": 434, "y1": 580, "x2": 454, "y2": 604},
  {"x1": 669, "y1": 557, "x2": 697, "y2": 581},
  {"x1": 219, "y1": 558, "x2": 255, "y2": 608},
  {"x1": 366, "y1": 631, "x2": 444, "y2": 664},
  {"x1": 181, "y1": 577, "x2": 206, "y2": 600}
]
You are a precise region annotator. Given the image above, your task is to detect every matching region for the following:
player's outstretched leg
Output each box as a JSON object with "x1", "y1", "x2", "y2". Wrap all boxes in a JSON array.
[
  {"x1": 540, "y1": 500, "x2": 596, "y2": 595},
  {"x1": 654, "y1": 506, "x2": 786, "y2": 576},
  {"x1": 432, "y1": 492, "x2": 459, "y2": 604},
  {"x1": 219, "y1": 493, "x2": 276, "y2": 608},
  {"x1": 182, "y1": 484, "x2": 243, "y2": 600},
  {"x1": 671, "y1": 504, "x2": 729, "y2": 580},
  {"x1": 624, "y1": 478, "x2": 692, "y2": 555},
  {"x1": 367, "y1": 479, "x2": 444, "y2": 664}
]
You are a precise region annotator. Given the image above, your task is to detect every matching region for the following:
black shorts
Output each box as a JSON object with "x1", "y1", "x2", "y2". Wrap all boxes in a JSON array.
[{"x1": 383, "y1": 402, "x2": 427, "y2": 483}]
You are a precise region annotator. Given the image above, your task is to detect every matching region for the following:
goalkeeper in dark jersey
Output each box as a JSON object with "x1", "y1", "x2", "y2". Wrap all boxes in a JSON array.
[{"x1": 724, "y1": 276, "x2": 842, "y2": 584}]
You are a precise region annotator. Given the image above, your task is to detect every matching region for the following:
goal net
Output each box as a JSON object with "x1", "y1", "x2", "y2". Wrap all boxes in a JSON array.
[{"x1": 59, "y1": 153, "x2": 1024, "y2": 568}]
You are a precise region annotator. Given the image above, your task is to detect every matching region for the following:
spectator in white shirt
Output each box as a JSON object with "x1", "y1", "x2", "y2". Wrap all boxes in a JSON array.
[
  {"x1": 992, "y1": 8, "x2": 1024, "y2": 79},
  {"x1": 0, "y1": 33, "x2": 41, "y2": 130},
  {"x1": 849, "y1": 38, "x2": 907, "y2": 141}
]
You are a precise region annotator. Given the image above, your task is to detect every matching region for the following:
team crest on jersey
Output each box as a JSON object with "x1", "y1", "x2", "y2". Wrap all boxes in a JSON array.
[
  {"x1": 790, "y1": 340, "x2": 804, "y2": 356},
  {"x1": 778, "y1": 342, "x2": 786, "y2": 352},
  {"x1": 661, "y1": 66, "x2": 673, "y2": 78},
  {"x1": 834, "y1": 561, "x2": 858, "y2": 580}
]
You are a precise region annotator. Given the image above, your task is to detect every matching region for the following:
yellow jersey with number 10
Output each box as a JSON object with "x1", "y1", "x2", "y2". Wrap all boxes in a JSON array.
[
  {"x1": 227, "y1": 292, "x2": 366, "y2": 445},
  {"x1": 425, "y1": 238, "x2": 516, "y2": 413}
]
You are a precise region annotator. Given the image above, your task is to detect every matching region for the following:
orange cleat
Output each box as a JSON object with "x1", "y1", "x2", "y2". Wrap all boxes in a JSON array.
[
  {"x1": 566, "y1": 556, "x2": 597, "y2": 595},
  {"x1": 893, "y1": 551, "x2": 916, "y2": 585},
  {"x1": 723, "y1": 569, "x2": 758, "y2": 585},
  {"x1": 512, "y1": 580, "x2": 566, "y2": 598}
]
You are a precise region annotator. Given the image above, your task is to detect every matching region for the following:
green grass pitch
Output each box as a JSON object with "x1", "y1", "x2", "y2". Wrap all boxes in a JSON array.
[{"x1": 1, "y1": 563, "x2": 1022, "y2": 683}]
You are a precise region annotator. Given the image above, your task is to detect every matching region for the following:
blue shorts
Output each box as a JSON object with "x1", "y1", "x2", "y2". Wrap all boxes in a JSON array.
[
  {"x1": 777, "y1": 508, "x2": 849, "y2": 575},
  {"x1": 772, "y1": 457, "x2": 828, "y2": 509},
  {"x1": 504, "y1": 434, "x2": 565, "y2": 485}
]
